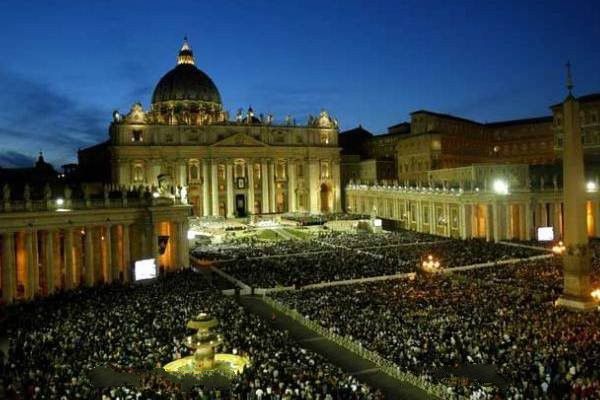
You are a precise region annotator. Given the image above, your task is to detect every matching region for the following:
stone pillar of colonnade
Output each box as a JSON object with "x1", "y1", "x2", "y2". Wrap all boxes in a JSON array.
[
  {"x1": 525, "y1": 201, "x2": 533, "y2": 240},
  {"x1": 594, "y1": 201, "x2": 600, "y2": 237},
  {"x1": 444, "y1": 203, "x2": 451, "y2": 237},
  {"x1": 84, "y1": 226, "x2": 95, "y2": 287},
  {"x1": 202, "y1": 160, "x2": 210, "y2": 217},
  {"x1": 110, "y1": 225, "x2": 120, "y2": 282},
  {"x1": 64, "y1": 228, "x2": 75, "y2": 290},
  {"x1": 492, "y1": 202, "x2": 502, "y2": 243},
  {"x1": 268, "y1": 160, "x2": 276, "y2": 213},
  {"x1": 247, "y1": 160, "x2": 255, "y2": 215},
  {"x1": 151, "y1": 222, "x2": 160, "y2": 274},
  {"x1": 261, "y1": 159, "x2": 269, "y2": 214},
  {"x1": 24, "y1": 230, "x2": 37, "y2": 300},
  {"x1": 122, "y1": 224, "x2": 131, "y2": 282},
  {"x1": 428, "y1": 202, "x2": 435, "y2": 235},
  {"x1": 44, "y1": 230, "x2": 56, "y2": 295},
  {"x1": 485, "y1": 204, "x2": 493, "y2": 242},
  {"x1": 211, "y1": 160, "x2": 219, "y2": 217},
  {"x1": 226, "y1": 162, "x2": 234, "y2": 218},
  {"x1": 1, "y1": 232, "x2": 16, "y2": 303},
  {"x1": 518, "y1": 203, "x2": 527, "y2": 240},
  {"x1": 539, "y1": 202, "x2": 548, "y2": 226},
  {"x1": 554, "y1": 202, "x2": 563, "y2": 237},
  {"x1": 178, "y1": 220, "x2": 190, "y2": 268},
  {"x1": 460, "y1": 204, "x2": 471, "y2": 239},
  {"x1": 287, "y1": 159, "x2": 296, "y2": 213},
  {"x1": 416, "y1": 201, "x2": 423, "y2": 232}
]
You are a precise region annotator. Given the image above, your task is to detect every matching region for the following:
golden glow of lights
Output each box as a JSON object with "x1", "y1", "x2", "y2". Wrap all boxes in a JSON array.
[
  {"x1": 591, "y1": 289, "x2": 600, "y2": 301},
  {"x1": 552, "y1": 241, "x2": 566, "y2": 255},
  {"x1": 422, "y1": 255, "x2": 442, "y2": 273}
]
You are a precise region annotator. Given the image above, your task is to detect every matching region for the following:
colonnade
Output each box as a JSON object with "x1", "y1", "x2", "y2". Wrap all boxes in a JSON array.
[
  {"x1": 346, "y1": 186, "x2": 600, "y2": 242},
  {"x1": 0, "y1": 218, "x2": 189, "y2": 304}
]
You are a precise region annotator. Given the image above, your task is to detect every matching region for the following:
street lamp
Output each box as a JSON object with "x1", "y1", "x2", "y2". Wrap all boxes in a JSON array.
[{"x1": 493, "y1": 179, "x2": 509, "y2": 195}]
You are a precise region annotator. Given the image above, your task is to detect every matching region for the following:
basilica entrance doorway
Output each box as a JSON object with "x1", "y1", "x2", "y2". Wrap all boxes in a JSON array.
[
  {"x1": 235, "y1": 194, "x2": 246, "y2": 217},
  {"x1": 320, "y1": 183, "x2": 331, "y2": 213}
]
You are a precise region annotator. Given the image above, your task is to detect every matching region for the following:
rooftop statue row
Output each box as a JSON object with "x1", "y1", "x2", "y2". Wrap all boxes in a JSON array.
[
  {"x1": 112, "y1": 103, "x2": 339, "y2": 129},
  {"x1": 0, "y1": 182, "x2": 184, "y2": 212}
]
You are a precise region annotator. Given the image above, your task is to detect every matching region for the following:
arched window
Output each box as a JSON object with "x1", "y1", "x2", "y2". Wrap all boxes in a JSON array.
[{"x1": 189, "y1": 163, "x2": 200, "y2": 182}]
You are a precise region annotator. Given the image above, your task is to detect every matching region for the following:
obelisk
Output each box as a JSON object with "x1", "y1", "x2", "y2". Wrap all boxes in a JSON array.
[{"x1": 555, "y1": 63, "x2": 597, "y2": 310}]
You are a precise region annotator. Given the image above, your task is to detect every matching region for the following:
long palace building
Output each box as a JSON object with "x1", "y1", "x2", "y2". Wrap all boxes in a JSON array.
[{"x1": 343, "y1": 92, "x2": 600, "y2": 242}]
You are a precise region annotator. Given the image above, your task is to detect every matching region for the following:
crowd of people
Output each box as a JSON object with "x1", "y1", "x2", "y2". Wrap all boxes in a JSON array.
[
  {"x1": 0, "y1": 269, "x2": 381, "y2": 399},
  {"x1": 314, "y1": 230, "x2": 441, "y2": 249},
  {"x1": 217, "y1": 233, "x2": 544, "y2": 288},
  {"x1": 193, "y1": 235, "x2": 329, "y2": 261},
  {"x1": 273, "y1": 258, "x2": 600, "y2": 399}
]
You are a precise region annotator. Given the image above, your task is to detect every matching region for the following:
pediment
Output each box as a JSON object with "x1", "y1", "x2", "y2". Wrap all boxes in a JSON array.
[{"x1": 211, "y1": 132, "x2": 269, "y2": 147}]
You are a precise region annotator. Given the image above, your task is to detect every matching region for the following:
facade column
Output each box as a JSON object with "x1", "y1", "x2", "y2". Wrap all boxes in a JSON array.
[
  {"x1": 64, "y1": 228, "x2": 74, "y2": 290},
  {"x1": 178, "y1": 161, "x2": 187, "y2": 188},
  {"x1": 226, "y1": 162, "x2": 234, "y2": 218},
  {"x1": 2, "y1": 232, "x2": 15, "y2": 303},
  {"x1": 211, "y1": 160, "x2": 219, "y2": 216},
  {"x1": 202, "y1": 160, "x2": 210, "y2": 217},
  {"x1": 518, "y1": 204, "x2": 526, "y2": 240},
  {"x1": 122, "y1": 224, "x2": 131, "y2": 282},
  {"x1": 308, "y1": 159, "x2": 319, "y2": 213},
  {"x1": 269, "y1": 160, "x2": 276, "y2": 213},
  {"x1": 84, "y1": 226, "x2": 94, "y2": 286},
  {"x1": 261, "y1": 159, "x2": 269, "y2": 213},
  {"x1": 247, "y1": 160, "x2": 255, "y2": 214},
  {"x1": 103, "y1": 226, "x2": 113, "y2": 284},
  {"x1": 332, "y1": 160, "x2": 341, "y2": 212},
  {"x1": 111, "y1": 226, "x2": 120, "y2": 282},
  {"x1": 287, "y1": 159, "x2": 296, "y2": 213}
]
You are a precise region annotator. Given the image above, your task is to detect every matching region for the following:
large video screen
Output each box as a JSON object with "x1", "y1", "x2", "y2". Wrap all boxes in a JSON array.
[
  {"x1": 134, "y1": 258, "x2": 157, "y2": 281},
  {"x1": 537, "y1": 227, "x2": 554, "y2": 242}
]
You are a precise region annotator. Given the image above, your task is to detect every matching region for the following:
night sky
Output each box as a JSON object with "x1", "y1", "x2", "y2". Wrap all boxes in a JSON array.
[{"x1": 0, "y1": 0, "x2": 599, "y2": 168}]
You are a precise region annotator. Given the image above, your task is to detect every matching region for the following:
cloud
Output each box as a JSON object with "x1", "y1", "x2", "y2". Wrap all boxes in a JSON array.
[
  {"x1": 0, "y1": 150, "x2": 36, "y2": 168},
  {"x1": 0, "y1": 67, "x2": 108, "y2": 166}
]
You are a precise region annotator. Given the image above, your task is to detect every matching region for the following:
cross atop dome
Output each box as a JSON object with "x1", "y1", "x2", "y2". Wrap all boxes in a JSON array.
[{"x1": 177, "y1": 36, "x2": 195, "y2": 65}]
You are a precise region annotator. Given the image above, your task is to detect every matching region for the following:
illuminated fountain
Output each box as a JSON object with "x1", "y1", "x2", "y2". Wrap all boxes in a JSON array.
[{"x1": 163, "y1": 313, "x2": 249, "y2": 377}]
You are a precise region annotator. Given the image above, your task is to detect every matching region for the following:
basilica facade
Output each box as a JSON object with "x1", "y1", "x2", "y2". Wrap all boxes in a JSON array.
[{"x1": 80, "y1": 39, "x2": 342, "y2": 217}]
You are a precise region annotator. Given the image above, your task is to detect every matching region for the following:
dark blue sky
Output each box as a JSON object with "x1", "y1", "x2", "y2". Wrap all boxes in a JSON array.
[{"x1": 0, "y1": 0, "x2": 599, "y2": 167}]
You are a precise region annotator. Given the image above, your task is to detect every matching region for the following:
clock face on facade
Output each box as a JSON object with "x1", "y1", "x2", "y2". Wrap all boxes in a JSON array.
[{"x1": 237, "y1": 177, "x2": 246, "y2": 189}]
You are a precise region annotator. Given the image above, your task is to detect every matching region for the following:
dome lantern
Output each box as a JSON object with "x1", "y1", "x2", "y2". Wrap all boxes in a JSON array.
[{"x1": 177, "y1": 36, "x2": 195, "y2": 66}]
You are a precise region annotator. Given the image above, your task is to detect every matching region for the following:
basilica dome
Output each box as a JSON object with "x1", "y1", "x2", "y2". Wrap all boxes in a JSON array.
[{"x1": 151, "y1": 38, "x2": 221, "y2": 105}]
